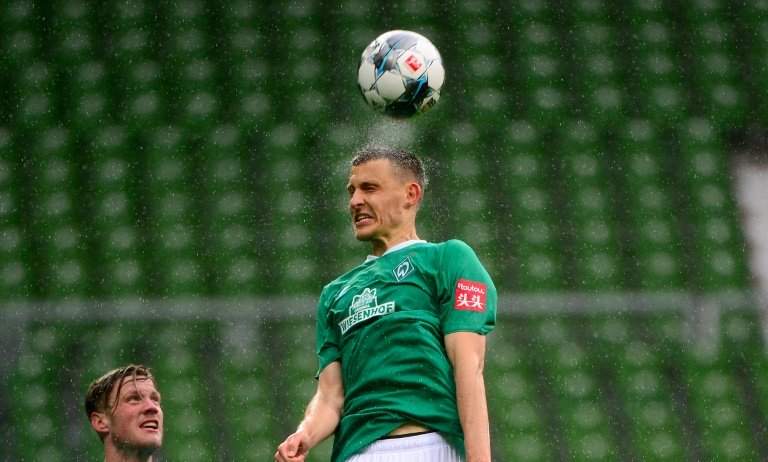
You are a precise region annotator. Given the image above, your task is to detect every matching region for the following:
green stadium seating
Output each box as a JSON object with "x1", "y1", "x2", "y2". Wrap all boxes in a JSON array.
[
  {"x1": 219, "y1": 323, "x2": 281, "y2": 461},
  {"x1": 1, "y1": 0, "x2": 36, "y2": 31},
  {"x1": 2, "y1": 2, "x2": 766, "y2": 460},
  {"x1": 0, "y1": 128, "x2": 29, "y2": 298},
  {"x1": 264, "y1": 123, "x2": 322, "y2": 294},
  {"x1": 617, "y1": 119, "x2": 686, "y2": 289},
  {"x1": 26, "y1": 127, "x2": 91, "y2": 298},
  {"x1": 49, "y1": 0, "x2": 95, "y2": 68},
  {"x1": 442, "y1": 122, "x2": 499, "y2": 274},
  {"x1": 682, "y1": 347, "x2": 760, "y2": 460},
  {"x1": 557, "y1": 120, "x2": 624, "y2": 290},
  {"x1": 66, "y1": 60, "x2": 112, "y2": 132},
  {"x1": 199, "y1": 124, "x2": 265, "y2": 294},
  {"x1": 10, "y1": 323, "x2": 73, "y2": 461},
  {"x1": 152, "y1": 323, "x2": 216, "y2": 462},
  {"x1": 677, "y1": 118, "x2": 749, "y2": 290},
  {"x1": 1, "y1": 0, "x2": 40, "y2": 71},
  {"x1": 500, "y1": 121, "x2": 565, "y2": 291},
  {"x1": 118, "y1": 59, "x2": 167, "y2": 132},
  {"x1": 486, "y1": 322, "x2": 551, "y2": 461},
  {"x1": 570, "y1": 21, "x2": 628, "y2": 128},
  {"x1": 143, "y1": 125, "x2": 208, "y2": 296},
  {"x1": 106, "y1": 0, "x2": 155, "y2": 72},
  {"x1": 597, "y1": 318, "x2": 686, "y2": 461},
  {"x1": 273, "y1": 317, "x2": 335, "y2": 461},
  {"x1": 88, "y1": 125, "x2": 148, "y2": 296}
]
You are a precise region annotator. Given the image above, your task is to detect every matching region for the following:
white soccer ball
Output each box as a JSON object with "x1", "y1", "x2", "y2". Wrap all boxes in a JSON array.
[{"x1": 357, "y1": 30, "x2": 445, "y2": 118}]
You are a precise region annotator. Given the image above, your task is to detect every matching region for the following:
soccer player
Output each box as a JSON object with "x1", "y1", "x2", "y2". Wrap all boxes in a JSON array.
[
  {"x1": 85, "y1": 364, "x2": 163, "y2": 462},
  {"x1": 275, "y1": 147, "x2": 497, "y2": 462}
]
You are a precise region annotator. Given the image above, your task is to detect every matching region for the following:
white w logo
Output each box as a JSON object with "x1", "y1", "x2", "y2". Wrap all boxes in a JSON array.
[{"x1": 393, "y1": 257, "x2": 415, "y2": 282}]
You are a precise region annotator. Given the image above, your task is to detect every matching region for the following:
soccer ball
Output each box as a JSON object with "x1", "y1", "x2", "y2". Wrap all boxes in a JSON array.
[{"x1": 357, "y1": 30, "x2": 445, "y2": 118}]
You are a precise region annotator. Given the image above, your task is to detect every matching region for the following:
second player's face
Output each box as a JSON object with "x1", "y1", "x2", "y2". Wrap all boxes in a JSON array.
[
  {"x1": 105, "y1": 376, "x2": 163, "y2": 454},
  {"x1": 347, "y1": 159, "x2": 409, "y2": 245}
]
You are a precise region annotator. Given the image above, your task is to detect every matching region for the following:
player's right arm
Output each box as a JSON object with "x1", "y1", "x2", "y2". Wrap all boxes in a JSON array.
[{"x1": 275, "y1": 361, "x2": 344, "y2": 462}]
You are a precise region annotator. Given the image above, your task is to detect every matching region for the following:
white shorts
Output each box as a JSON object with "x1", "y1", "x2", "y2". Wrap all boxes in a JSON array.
[{"x1": 345, "y1": 432, "x2": 464, "y2": 462}]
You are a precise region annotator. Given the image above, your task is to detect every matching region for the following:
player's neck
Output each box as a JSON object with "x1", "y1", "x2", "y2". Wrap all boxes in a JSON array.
[
  {"x1": 104, "y1": 445, "x2": 154, "y2": 462},
  {"x1": 370, "y1": 230, "x2": 420, "y2": 257}
]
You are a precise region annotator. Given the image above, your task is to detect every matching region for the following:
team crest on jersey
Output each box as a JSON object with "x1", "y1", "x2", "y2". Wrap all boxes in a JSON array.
[
  {"x1": 338, "y1": 288, "x2": 395, "y2": 335},
  {"x1": 393, "y1": 256, "x2": 415, "y2": 282}
]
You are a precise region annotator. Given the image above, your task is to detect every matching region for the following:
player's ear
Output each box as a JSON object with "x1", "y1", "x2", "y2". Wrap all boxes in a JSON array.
[
  {"x1": 405, "y1": 182, "x2": 422, "y2": 207},
  {"x1": 90, "y1": 411, "x2": 110, "y2": 436}
]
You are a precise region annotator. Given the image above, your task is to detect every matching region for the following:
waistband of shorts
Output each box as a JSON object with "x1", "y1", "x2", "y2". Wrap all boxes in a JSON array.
[
  {"x1": 367, "y1": 431, "x2": 445, "y2": 452},
  {"x1": 379, "y1": 430, "x2": 435, "y2": 440}
]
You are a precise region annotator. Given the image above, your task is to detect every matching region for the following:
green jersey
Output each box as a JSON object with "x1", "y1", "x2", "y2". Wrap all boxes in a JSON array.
[{"x1": 315, "y1": 239, "x2": 497, "y2": 462}]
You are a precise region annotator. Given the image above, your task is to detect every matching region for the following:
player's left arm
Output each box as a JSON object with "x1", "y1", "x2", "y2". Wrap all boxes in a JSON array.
[{"x1": 445, "y1": 331, "x2": 491, "y2": 462}]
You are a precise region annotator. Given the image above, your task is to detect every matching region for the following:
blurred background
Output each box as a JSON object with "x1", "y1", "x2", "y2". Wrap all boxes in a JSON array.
[{"x1": 2, "y1": 0, "x2": 768, "y2": 460}]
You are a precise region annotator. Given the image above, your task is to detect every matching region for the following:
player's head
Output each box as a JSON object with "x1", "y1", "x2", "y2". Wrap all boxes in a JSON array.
[
  {"x1": 351, "y1": 146, "x2": 428, "y2": 193},
  {"x1": 348, "y1": 147, "x2": 426, "y2": 253},
  {"x1": 85, "y1": 364, "x2": 163, "y2": 456}
]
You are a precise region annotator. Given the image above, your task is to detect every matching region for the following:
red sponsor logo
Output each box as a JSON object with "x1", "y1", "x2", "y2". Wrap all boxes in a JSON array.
[
  {"x1": 454, "y1": 279, "x2": 486, "y2": 312},
  {"x1": 405, "y1": 54, "x2": 423, "y2": 72}
]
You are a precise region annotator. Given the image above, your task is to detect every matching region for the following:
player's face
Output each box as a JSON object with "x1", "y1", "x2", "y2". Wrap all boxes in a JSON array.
[
  {"x1": 104, "y1": 376, "x2": 163, "y2": 454},
  {"x1": 347, "y1": 158, "x2": 411, "y2": 246}
]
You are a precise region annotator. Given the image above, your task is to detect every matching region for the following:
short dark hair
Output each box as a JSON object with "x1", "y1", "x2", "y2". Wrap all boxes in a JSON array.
[
  {"x1": 351, "y1": 146, "x2": 428, "y2": 190},
  {"x1": 85, "y1": 364, "x2": 156, "y2": 417}
]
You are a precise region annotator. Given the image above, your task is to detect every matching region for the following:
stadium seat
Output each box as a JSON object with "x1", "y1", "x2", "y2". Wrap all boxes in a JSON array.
[
  {"x1": 677, "y1": 118, "x2": 749, "y2": 290},
  {"x1": 570, "y1": 0, "x2": 611, "y2": 22},
  {"x1": 49, "y1": 0, "x2": 95, "y2": 69},
  {"x1": 142, "y1": 125, "x2": 208, "y2": 296},
  {"x1": 26, "y1": 127, "x2": 91, "y2": 298},
  {"x1": 272, "y1": 318, "x2": 335, "y2": 461},
  {"x1": 106, "y1": 0, "x2": 155, "y2": 73},
  {"x1": 587, "y1": 313, "x2": 689, "y2": 460},
  {"x1": 10, "y1": 323, "x2": 73, "y2": 461},
  {"x1": 615, "y1": 120, "x2": 687, "y2": 289},
  {"x1": 162, "y1": 16, "x2": 218, "y2": 127},
  {"x1": 739, "y1": 1, "x2": 768, "y2": 123},
  {"x1": 198, "y1": 124, "x2": 265, "y2": 295},
  {"x1": 1, "y1": 0, "x2": 41, "y2": 70},
  {"x1": 163, "y1": 2, "x2": 210, "y2": 61},
  {"x1": 683, "y1": 347, "x2": 760, "y2": 460},
  {"x1": 556, "y1": 121, "x2": 624, "y2": 290},
  {"x1": 152, "y1": 323, "x2": 216, "y2": 461},
  {"x1": 64, "y1": 60, "x2": 112, "y2": 132},
  {"x1": 684, "y1": 16, "x2": 747, "y2": 128},
  {"x1": 516, "y1": 315, "x2": 623, "y2": 461},
  {"x1": 570, "y1": 20, "x2": 623, "y2": 117},
  {"x1": 0, "y1": 128, "x2": 29, "y2": 299},
  {"x1": 486, "y1": 323, "x2": 551, "y2": 460},
  {"x1": 219, "y1": 323, "x2": 282, "y2": 460},
  {"x1": 13, "y1": 61, "x2": 59, "y2": 132},
  {"x1": 441, "y1": 122, "x2": 498, "y2": 273},
  {"x1": 1, "y1": 0, "x2": 36, "y2": 31},
  {"x1": 88, "y1": 125, "x2": 148, "y2": 296},
  {"x1": 117, "y1": 59, "x2": 168, "y2": 132},
  {"x1": 500, "y1": 121, "x2": 565, "y2": 290},
  {"x1": 179, "y1": 89, "x2": 220, "y2": 132},
  {"x1": 263, "y1": 123, "x2": 321, "y2": 294}
]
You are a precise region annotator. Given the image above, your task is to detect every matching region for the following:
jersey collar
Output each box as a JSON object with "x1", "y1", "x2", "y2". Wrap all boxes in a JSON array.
[{"x1": 365, "y1": 239, "x2": 427, "y2": 263}]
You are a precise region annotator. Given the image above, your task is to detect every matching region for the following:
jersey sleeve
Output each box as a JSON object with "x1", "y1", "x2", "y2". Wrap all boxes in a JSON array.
[
  {"x1": 315, "y1": 284, "x2": 341, "y2": 378},
  {"x1": 438, "y1": 239, "x2": 497, "y2": 336}
]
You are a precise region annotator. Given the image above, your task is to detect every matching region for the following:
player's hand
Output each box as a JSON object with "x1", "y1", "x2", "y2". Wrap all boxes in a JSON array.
[{"x1": 275, "y1": 431, "x2": 311, "y2": 462}]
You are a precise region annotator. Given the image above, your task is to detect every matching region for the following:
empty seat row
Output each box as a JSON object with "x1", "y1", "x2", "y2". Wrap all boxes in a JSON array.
[{"x1": 10, "y1": 310, "x2": 767, "y2": 460}]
